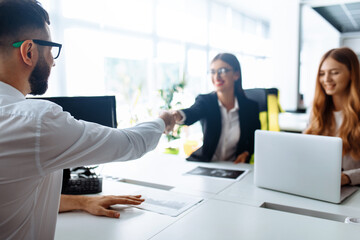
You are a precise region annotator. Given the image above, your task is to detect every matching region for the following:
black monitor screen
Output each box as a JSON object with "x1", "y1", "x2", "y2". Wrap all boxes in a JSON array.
[
  {"x1": 30, "y1": 96, "x2": 117, "y2": 128},
  {"x1": 29, "y1": 96, "x2": 117, "y2": 194}
]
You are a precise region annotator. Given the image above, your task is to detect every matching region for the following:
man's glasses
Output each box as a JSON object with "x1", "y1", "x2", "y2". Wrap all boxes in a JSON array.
[
  {"x1": 210, "y1": 67, "x2": 233, "y2": 77},
  {"x1": 12, "y1": 39, "x2": 62, "y2": 59}
]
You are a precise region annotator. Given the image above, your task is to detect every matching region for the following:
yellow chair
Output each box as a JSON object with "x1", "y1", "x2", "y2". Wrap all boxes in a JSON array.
[
  {"x1": 183, "y1": 140, "x2": 201, "y2": 156},
  {"x1": 244, "y1": 88, "x2": 284, "y2": 131},
  {"x1": 244, "y1": 88, "x2": 284, "y2": 164}
]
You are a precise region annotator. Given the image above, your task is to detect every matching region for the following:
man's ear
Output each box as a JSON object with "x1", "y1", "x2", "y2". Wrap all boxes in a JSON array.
[{"x1": 19, "y1": 40, "x2": 38, "y2": 67}]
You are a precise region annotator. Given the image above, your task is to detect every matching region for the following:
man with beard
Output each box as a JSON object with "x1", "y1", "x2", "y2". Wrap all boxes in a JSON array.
[
  {"x1": 0, "y1": 0, "x2": 175, "y2": 239},
  {"x1": 28, "y1": 45, "x2": 51, "y2": 95}
]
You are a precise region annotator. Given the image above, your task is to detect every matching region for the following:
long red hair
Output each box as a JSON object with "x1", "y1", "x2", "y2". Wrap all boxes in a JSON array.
[{"x1": 305, "y1": 47, "x2": 360, "y2": 159}]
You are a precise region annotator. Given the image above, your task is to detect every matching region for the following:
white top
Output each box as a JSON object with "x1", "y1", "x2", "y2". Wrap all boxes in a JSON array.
[
  {"x1": 211, "y1": 98, "x2": 240, "y2": 162},
  {"x1": 333, "y1": 110, "x2": 343, "y2": 131},
  {"x1": 333, "y1": 110, "x2": 360, "y2": 185},
  {"x1": 0, "y1": 81, "x2": 165, "y2": 240}
]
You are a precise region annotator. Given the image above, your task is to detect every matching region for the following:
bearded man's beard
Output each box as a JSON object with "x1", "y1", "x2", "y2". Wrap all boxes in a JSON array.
[{"x1": 29, "y1": 55, "x2": 50, "y2": 95}]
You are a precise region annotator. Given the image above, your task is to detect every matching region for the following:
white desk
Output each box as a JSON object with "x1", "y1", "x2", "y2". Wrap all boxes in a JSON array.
[
  {"x1": 99, "y1": 152, "x2": 252, "y2": 197},
  {"x1": 55, "y1": 153, "x2": 360, "y2": 239},
  {"x1": 55, "y1": 180, "x2": 182, "y2": 240},
  {"x1": 151, "y1": 199, "x2": 360, "y2": 240},
  {"x1": 216, "y1": 165, "x2": 360, "y2": 219}
]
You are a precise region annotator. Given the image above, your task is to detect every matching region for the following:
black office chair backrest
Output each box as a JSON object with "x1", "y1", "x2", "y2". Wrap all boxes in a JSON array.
[{"x1": 244, "y1": 88, "x2": 282, "y2": 131}]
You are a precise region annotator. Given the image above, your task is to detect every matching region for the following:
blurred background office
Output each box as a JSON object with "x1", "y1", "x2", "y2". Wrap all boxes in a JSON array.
[{"x1": 38, "y1": 0, "x2": 360, "y2": 129}]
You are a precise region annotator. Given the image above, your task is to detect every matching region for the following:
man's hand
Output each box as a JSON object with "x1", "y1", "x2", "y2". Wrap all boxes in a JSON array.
[
  {"x1": 59, "y1": 195, "x2": 144, "y2": 218},
  {"x1": 159, "y1": 111, "x2": 176, "y2": 133},
  {"x1": 234, "y1": 151, "x2": 249, "y2": 164}
]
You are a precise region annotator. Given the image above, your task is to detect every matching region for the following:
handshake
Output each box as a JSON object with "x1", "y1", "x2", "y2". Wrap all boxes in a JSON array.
[{"x1": 159, "y1": 110, "x2": 183, "y2": 134}]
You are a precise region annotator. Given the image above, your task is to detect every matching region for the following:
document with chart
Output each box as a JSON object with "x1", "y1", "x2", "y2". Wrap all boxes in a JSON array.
[
  {"x1": 186, "y1": 166, "x2": 249, "y2": 180},
  {"x1": 132, "y1": 189, "x2": 203, "y2": 217}
]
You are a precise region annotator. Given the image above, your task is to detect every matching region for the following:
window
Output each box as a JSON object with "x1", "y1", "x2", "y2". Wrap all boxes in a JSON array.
[
  {"x1": 39, "y1": 0, "x2": 271, "y2": 127},
  {"x1": 103, "y1": 0, "x2": 153, "y2": 33},
  {"x1": 62, "y1": 0, "x2": 103, "y2": 23},
  {"x1": 156, "y1": 42, "x2": 185, "y2": 90},
  {"x1": 156, "y1": 0, "x2": 208, "y2": 45},
  {"x1": 187, "y1": 49, "x2": 208, "y2": 97}
]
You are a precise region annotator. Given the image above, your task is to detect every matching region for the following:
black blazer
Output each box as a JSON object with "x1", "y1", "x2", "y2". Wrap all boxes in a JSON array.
[{"x1": 182, "y1": 92, "x2": 260, "y2": 163}]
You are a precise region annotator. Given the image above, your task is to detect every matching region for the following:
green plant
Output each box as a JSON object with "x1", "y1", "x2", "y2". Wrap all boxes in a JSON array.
[
  {"x1": 159, "y1": 81, "x2": 185, "y2": 110},
  {"x1": 159, "y1": 80, "x2": 186, "y2": 142}
]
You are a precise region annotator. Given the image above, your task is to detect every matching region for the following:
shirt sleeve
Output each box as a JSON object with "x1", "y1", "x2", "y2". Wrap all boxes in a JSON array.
[
  {"x1": 341, "y1": 151, "x2": 360, "y2": 186},
  {"x1": 181, "y1": 94, "x2": 208, "y2": 126},
  {"x1": 36, "y1": 103, "x2": 165, "y2": 176},
  {"x1": 343, "y1": 168, "x2": 360, "y2": 185}
]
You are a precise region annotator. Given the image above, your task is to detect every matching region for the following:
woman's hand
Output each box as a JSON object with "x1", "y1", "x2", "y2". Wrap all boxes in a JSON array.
[
  {"x1": 172, "y1": 110, "x2": 183, "y2": 123},
  {"x1": 341, "y1": 173, "x2": 351, "y2": 186},
  {"x1": 234, "y1": 151, "x2": 249, "y2": 164}
]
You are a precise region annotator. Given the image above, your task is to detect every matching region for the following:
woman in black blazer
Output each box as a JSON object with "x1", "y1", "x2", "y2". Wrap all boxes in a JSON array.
[{"x1": 174, "y1": 53, "x2": 260, "y2": 163}]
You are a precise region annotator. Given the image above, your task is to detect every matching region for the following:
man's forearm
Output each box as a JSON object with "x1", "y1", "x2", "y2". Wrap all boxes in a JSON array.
[{"x1": 59, "y1": 194, "x2": 86, "y2": 212}]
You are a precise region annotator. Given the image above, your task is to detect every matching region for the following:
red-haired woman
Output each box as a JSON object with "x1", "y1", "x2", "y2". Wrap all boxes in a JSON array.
[{"x1": 305, "y1": 47, "x2": 360, "y2": 186}]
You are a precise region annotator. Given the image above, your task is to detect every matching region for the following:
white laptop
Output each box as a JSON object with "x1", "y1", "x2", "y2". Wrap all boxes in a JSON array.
[{"x1": 254, "y1": 130, "x2": 358, "y2": 204}]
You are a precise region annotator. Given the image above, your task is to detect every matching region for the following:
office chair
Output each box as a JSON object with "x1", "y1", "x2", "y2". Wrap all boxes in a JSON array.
[{"x1": 244, "y1": 88, "x2": 284, "y2": 132}]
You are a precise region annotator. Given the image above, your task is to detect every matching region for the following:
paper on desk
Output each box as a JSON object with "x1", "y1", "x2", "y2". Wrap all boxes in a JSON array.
[
  {"x1": 186, "y1": 166, "x2": 249, "y2": 180},
  {"x1": 132, "y1": 189, "x2": 203, "y2": 217}
]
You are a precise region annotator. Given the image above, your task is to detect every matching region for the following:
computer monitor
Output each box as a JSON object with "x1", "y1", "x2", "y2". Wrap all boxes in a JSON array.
[
  {"x1": 28, "y1": 96, "x2": 117, "y2": 194},
  {"x1": 30, "y1": 96, "x2": 117, "y2": 128}
]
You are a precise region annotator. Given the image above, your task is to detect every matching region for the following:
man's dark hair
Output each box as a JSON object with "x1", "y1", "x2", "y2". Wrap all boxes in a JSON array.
[{"x1": 0, "y1": 0, "x2": 50, "y2": 43}]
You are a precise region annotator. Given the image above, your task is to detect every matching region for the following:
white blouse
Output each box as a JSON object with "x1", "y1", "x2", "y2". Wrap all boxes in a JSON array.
[{"x1": 211, "y1": 98, "x2": 240, "y2": 162}]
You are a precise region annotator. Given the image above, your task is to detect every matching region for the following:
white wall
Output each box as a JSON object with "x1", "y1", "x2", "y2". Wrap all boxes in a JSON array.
[
  {"x1": 342, "y1": 34, "x2": 360, "y2": 54},
  {"x1": 299, "y1": 5, "x2": 340, "y2": 109},
  {"x1": 270, "y1": 0, "x2": 300, "y2": 111}
]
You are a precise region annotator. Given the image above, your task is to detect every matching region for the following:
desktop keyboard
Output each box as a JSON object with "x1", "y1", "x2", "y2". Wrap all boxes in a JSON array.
[
  {"x1": 62, "y1": 177, "x2": 102, "y2": 195},
  {"x1": 61, "y1": 166, "x2": 103, "y2": 195}
]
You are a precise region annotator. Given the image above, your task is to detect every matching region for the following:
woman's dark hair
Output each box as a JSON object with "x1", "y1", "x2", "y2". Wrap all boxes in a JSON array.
[
  {"x1": 0, "y1": 0, "x2": 50, "y2": 43},
  {"x1": 212, "y1": 53, "x2": 244, "y2": 96}
]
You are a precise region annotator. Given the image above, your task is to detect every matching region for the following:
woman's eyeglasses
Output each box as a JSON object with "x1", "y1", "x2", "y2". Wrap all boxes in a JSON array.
[{"x1": 210, "y1": 67, "x2": 233, "y2": 77}]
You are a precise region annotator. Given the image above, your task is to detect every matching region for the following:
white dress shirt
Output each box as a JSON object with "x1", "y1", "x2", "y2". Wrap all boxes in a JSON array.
[
  {"x1": 212, "y1": 98, "x2": 240, "y2": 162},
  {"x1": 0, "y1": 81, "x2": 165, "y2": 240}
]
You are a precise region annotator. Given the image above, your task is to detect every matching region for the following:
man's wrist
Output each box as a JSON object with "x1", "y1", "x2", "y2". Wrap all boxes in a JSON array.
[{"x1": 78, "y1": 195, "x2": 89, "y2": 211}]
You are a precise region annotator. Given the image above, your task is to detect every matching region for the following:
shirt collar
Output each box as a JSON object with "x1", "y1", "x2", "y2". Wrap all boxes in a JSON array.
[
  {"x1": 218, "y1": 97, "x2": 239, "y2": 112},
  {"x1": 0, "y1": 81, "x2": 26, "y2": 100}
]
